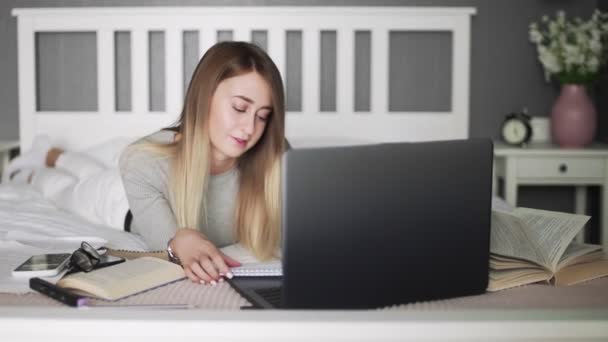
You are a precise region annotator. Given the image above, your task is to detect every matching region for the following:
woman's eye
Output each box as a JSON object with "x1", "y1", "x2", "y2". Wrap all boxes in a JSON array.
[
  {"x1": 232, "y1": 106, "x2": 246, "y2": 113},
  {"x1": 257, "y1": 115, "x2": 268, "y2": 122}
]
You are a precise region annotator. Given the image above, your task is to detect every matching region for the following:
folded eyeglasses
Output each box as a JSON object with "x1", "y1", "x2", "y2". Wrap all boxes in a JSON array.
[{"x1": 69, "y1": 241, "x2": 108, "y2": 273}]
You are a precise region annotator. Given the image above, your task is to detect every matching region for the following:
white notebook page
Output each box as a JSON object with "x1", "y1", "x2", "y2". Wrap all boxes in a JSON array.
[{"x1": 220, "y1": 244, "x2": 282, "y2": 277}]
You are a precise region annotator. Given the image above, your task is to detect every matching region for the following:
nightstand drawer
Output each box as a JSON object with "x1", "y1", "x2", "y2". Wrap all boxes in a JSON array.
[{"x1": 516, "y1": 157, "x2": 605, "y2": 179}]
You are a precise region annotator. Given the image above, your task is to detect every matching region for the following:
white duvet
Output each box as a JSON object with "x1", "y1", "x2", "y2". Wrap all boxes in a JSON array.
[{"x1": 0, "y1": 183, "x2": 148, "y2": 293}]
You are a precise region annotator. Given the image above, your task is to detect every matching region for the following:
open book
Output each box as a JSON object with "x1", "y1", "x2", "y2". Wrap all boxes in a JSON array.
[
  {"x1": 56, "y1": 257, "x2": 185, "y2": 301},
  {"x1": 488, "y1": 207, "x2": 608, "y2": 291},
  {"x1": 220, "y1": 244, "x2": 282, "y2": 277}
]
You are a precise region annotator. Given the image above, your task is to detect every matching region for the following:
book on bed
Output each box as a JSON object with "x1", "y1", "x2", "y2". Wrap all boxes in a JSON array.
[
  {"x1": 488, "y1": 207, "x2": 608, "y2": 291},
  {"x1": 54, "y1": 257, "x2": 185, "y2": 301}
]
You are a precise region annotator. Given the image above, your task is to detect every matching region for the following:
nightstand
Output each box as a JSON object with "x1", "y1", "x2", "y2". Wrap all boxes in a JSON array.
[
  {"x1": 493, "y1": 142, "x2": 608, "y2": 250},
  {"x1": 0, "y1": 140, "x2": 19, "y2": 179}
]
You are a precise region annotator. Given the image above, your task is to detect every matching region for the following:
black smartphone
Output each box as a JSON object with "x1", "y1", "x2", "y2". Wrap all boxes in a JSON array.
[
  {"x1": 66, "y1": 254, "x2": 126, "y2": 275},
  {"x1": 96, "y1": 254, "x2": 126, "y2": 269}
]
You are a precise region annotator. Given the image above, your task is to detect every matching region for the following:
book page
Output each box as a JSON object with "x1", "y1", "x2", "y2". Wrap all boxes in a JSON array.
[
  {"x1": 556, "y1": 243, "x2": 602, "y2": 270},
  {"x1": 513, "y1": 208, "x2": 590, "y2": 272},
  {"x1": 553, "y1": 257, "x2": 608, "y2": 286},
  {"x1": 491, "y1": 210, "x2": 546, "y2": 266},
  {"x1": 488, "y1": 268, "x2": 552, "y2": 292},
  {"x1": 490, "y1": 254, "x2": 543, "y2": 270},
  {"x1": 57, "y1": 257, "x2": 185, "y2": 300}
]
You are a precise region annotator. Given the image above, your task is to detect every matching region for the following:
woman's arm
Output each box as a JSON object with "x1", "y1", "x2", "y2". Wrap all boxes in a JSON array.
[
  {"x1": 119, "y1": 147, "x2": 240, "y2": 284},
  {"x1": 170, "y1": 229, "x2": 240, "y2": 284},
  {"x1": 119, "y1": 148, "x2": 179, "y2": 250}
]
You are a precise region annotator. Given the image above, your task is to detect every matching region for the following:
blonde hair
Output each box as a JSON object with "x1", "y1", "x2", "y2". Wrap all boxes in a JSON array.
[{"x1": 136, "y1": 42, "x2": 285, "y2": 260}]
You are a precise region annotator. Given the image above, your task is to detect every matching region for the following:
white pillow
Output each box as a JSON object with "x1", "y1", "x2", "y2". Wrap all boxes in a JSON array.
[{"x1": 80, "y1": 136, "x2": 138, "y2": 168}]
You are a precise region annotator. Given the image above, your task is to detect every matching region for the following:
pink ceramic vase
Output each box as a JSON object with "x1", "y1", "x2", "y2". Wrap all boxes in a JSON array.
[{"x1": 551, "y1": 84, "x2": 597, "y2": 148}]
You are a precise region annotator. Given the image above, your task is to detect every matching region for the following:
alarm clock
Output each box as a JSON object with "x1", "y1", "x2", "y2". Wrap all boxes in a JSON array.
[{"x1": 501, "y1": 111, "x2": 532, "y2": 146}]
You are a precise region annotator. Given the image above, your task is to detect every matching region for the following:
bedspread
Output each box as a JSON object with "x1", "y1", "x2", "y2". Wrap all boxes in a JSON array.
[
  {"x1": 0, "y1": 183, "x2": 147, "y2": 293},
  {"x1": 1, "y1": 277, "x2": 607, "y2": 310},
  {"x1": 2, "y1": 183, "x2": 607, "y2": 309}
]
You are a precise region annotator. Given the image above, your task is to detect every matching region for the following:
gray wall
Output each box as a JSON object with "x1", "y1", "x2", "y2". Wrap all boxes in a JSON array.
[
  {"x1": 0, "y1": 0, "x2": 605, "y2": 240},
  {"x1": 599, "y1": 0, "x2": 608, "y2": 142}
]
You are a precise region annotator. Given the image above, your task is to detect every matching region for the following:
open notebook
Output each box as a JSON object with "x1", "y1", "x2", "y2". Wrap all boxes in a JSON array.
[
  {"x1": 220, "y1": 244, "x2": 282, "y2": 277},
  {"x1": 106, "y1": 243, "x2": 282, "y2": 277}
]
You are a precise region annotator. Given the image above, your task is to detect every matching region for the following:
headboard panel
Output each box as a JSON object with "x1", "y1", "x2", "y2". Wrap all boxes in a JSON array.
[{"x1": 12, "y1": 7, "x2": 476, "y2": 150}]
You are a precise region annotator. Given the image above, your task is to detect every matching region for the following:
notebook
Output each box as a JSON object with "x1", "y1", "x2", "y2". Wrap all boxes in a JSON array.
[{"x1": 220, "y1": 244, "x2": 282, "y2": 277}]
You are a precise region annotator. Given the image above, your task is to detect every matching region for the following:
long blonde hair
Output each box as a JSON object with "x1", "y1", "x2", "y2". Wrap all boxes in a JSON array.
[{"x1": 138, "y1": 42, "x2": 285, "y2": 260}]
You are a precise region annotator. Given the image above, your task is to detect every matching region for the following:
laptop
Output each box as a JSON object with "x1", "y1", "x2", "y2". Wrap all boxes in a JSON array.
[{"x1": 228, "y1": 139, "x2": 494, "y2": 309}]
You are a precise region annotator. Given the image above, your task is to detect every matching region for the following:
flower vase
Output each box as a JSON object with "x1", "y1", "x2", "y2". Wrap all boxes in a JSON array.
[{"x1": 550, "y1": 84, "x2": 597, "y2": 148}]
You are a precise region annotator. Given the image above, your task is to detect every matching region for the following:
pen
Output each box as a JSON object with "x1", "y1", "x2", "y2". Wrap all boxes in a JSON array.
[{"x1": 29, "y1": 277, "x2": 89, "y2": 307}]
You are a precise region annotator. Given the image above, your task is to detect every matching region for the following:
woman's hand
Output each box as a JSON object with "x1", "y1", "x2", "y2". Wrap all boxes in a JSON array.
[{"x1": 170, "y1": 228, "x2": 241, "y2": 285}]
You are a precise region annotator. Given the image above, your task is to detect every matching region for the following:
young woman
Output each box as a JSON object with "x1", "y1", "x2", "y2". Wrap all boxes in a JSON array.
[{"x1": 119, "y1": 41, "x2": 286, "y2": 286}]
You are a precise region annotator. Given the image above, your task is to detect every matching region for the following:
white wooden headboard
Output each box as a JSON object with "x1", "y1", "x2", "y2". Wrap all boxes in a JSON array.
[{"x1": 12, "y1": 6, "x2": 476, "y2": 150}]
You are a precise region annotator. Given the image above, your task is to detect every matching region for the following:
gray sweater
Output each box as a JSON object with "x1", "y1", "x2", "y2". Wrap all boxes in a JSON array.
[{"x1": 119, "y1": 130, "x2": 238, "y2": 250}]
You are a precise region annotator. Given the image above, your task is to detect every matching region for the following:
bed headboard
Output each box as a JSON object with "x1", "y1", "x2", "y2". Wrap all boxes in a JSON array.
[{"x1": 12, "y1": 6, "x2": 476, "y2": 150}]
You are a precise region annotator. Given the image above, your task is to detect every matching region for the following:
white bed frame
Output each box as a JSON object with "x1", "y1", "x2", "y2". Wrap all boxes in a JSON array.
[
  {"x1": 13, "y1": 6, "x2": 475, "y2": 151},
  {"x1": 11, "y1": 6, "x2": 607, "y2": 341}
]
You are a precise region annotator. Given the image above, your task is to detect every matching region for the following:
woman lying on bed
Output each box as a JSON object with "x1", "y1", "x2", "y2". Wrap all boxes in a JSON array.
[
  {"x1": 4, "y1": 42, "x2": 285, "y2": 286},
  {"x1": 120, "y1": 41, "x2": 285, "y2": 286}
]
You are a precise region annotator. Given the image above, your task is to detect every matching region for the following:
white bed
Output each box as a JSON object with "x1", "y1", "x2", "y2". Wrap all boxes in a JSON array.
[
  {"x1": 3, "y1": 5, "x2": 608, "y2": 341},
  {"x1": 4, "y1": 3, "x2": 475, "y2": 290},
  {"x1": 0, "y1": 182, "x2": 147, "y2": 293}
]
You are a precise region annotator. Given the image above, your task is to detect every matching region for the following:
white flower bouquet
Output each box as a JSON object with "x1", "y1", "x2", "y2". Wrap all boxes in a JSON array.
[{"x1": 529, "y1": 10, "x2": 608, "y2": 84}]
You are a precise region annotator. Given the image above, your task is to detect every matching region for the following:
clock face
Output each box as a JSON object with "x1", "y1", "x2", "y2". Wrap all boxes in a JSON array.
[{"x1": 502, "y1": 119, "x2": 528, "y2": 145}]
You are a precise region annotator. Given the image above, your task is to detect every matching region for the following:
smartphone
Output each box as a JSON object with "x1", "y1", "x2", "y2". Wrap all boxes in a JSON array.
[
  {"x1": 12, "y1": 253, "x2": 72, "y2": 278},
  {"x1": 95, "y1": 255, "x2": 125, "y2": 270}
]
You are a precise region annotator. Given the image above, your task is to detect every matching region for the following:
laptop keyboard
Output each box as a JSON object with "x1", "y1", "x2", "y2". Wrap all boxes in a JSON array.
[{"x1": 254, "y1": 286, "x2": 283, "y2": 308}]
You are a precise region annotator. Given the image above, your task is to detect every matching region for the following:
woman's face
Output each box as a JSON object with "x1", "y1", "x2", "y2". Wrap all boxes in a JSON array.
[{"x1": 208, "y1": 71, "x2": 273, "y2": 165}]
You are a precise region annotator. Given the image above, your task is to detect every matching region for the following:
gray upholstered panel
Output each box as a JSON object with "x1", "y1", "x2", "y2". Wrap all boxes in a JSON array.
[
  {"x1": 251, "y1": 30, "x2": 268, "y2": 51},
  {"x1": 183, "y1": 30, "x2": 199, "y2": 97},
  {"x1": 320, "y1": 31, "x2": 337, "y2": 112},
  {"x1": 149, "y1": 31, "x2": 165, "y2": 112},
  {"x1": 217, "y1": 30, "x2": 233, "y2": 42},
  {"x1": 355, "y1": 31, "x2": 371, "y2": 112},
  {"x1": 115, "y1": 31, "x2": 131, "y2": 112},
  {"x1": 285, "y1": 31, "x2": 302, "y2": 112},
  {"x1": 388, "y1": 31, "x2": 452, "y2": 112},
  {"x1": 35, "y1": 32, "x2": 97, "y2": 111}
]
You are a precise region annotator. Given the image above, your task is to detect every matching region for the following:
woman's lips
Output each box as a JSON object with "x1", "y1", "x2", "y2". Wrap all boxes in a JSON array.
[{"x1": 233, "y1": 137, "x2": 247, "y2": 147}]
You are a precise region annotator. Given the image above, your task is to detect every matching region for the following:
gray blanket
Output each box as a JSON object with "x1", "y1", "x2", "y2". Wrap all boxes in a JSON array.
[{"x1": 1, "y1": 277, "x2": 607, "y2": 310}]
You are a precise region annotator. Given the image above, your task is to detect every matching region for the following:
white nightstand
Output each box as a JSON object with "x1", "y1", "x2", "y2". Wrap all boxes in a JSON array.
[
  {"x1": 0, "y1": 140, "x2": 19, "y2": 179},
  {"x1": 493, "y1": 142, "x2": 608, "y2": 250}
]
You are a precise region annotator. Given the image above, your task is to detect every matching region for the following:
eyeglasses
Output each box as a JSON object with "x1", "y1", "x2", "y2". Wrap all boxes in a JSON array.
[{"x1": 69, "y1": 241, "x2": 107, "y2": 273}]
